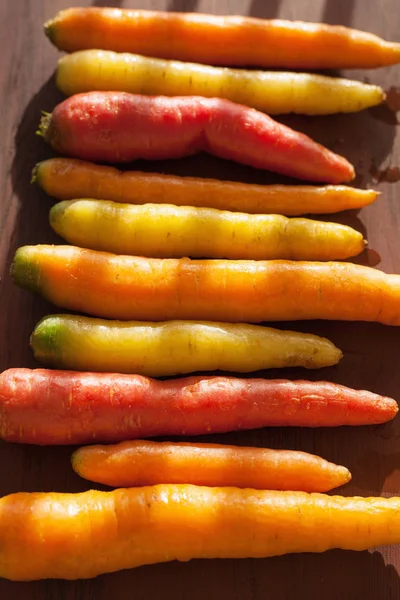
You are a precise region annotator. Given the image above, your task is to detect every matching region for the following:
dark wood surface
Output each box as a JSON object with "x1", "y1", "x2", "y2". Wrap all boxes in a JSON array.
[{"x1": 1, "y1": 0, "x2": 400, "y2": 597}]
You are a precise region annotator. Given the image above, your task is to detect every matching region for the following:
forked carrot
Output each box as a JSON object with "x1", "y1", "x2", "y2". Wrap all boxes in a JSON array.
[
  {"x1": 38, "y1": 92, "x2": 355, "y2": 183},
  {"x1": 44, "y1": 8, "x2": 400, "y2": 69},
  {"x1": 11, "y1": 245, "x2": 400, "y2": 325},
  {"x1": 34, "y1": 158, "x2": 378, "y2": 216},
  {"x1": 0, "y1": 370, "x2": 396, "y2": 445},
  {"x1": 72, "y1": 439, "x2": 351, "y2": 492},
  {"x1": 2, "y1": 486, "x2": 400, "y2": 580}
]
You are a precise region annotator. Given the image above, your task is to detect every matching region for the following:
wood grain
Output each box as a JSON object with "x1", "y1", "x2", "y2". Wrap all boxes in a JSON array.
[{"x1": 0, "y1": 0, "x2": 399, "y2": 597}]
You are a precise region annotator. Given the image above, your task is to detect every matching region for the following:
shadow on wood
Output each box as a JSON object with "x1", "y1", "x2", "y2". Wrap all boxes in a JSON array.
[
  {"x1": 167, "y1": 0, "x2": 198, "y2": 12},
  {"x1": 92, "y1": 0, "x2": 124, "y2": 6},
  {"x1": 322, "y1": 0, "x2": 355, "y2": 26},
  {"x1": 248, "y1": 0, "x2": 281, "y2": 18},
  {"x1": 3, "y1": 547, "x2": 395, "y2": 600}
]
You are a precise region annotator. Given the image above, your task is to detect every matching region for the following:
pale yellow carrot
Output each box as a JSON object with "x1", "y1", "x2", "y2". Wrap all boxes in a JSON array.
[
  {"x1": 50, "y1": 200, "x2": 365, "y2": 261},
  {"x1": 56, "y1": 50, "x2": 385, "y2": 115}
]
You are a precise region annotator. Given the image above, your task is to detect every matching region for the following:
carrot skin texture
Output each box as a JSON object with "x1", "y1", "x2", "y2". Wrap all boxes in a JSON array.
[
  {"x1": 3, "y1": 486, "x2": 400, "y2": 580},
  {"x1": 50, "y1": 199, "x2": 365, "y2": 261},
  {"x1": 11, "y1": 245, "x2": 400, "y2": 326},
  {"x1": 34, "y1": 158, "x2": 379, "y2": 216},
  {"x1": 72, "y1": 439, "x2": 351, "y2": 492},
  {"x1": 30, "y1": 315, "x2": 342, "y2": 376},
  {"x1": 39, "y1": 92, "x2": 355, "y2": 184},
  {"x1": 56, "y1": 50, "x2": 385, "y2": 115},
  {"x1": 44, "y1": 8, "x2": 400, "y2": 69},
  {"x1": 0, "y1": 369, "x2": 397, "y2": 445}
]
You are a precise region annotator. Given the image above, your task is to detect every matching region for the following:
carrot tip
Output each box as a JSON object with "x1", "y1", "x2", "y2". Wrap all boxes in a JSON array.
[
  {"x1": 30, "y1": 316, "x2": 63, "y2": 365},
  {"x1": 31, "y1": 164, "x2": 39, "y2": 184},
  {"x1": 10, "y1": 247, "x2": 41, "y2": 294},
  {"x1": 43, "y1": 19, "x2": 55, "y2": 42},
  {"x1": 37, "y1": 113, "x2": 51, "y2": 139}
]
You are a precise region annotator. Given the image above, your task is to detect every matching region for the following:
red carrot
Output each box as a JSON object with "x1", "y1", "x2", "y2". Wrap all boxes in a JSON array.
[
  {"x1": 0, "y1": 369, "x2": 396, "y2": 445},
  {"x1": 38, "y1": 92, "x2": 354, "y2": 183}
]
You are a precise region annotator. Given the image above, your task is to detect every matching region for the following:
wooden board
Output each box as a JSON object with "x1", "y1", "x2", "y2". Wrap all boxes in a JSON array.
[{"x1": 1, "y1": 0, "x2": 399, "y2": 597}]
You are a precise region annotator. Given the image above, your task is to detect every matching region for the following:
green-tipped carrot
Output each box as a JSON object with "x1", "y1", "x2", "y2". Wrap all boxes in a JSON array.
[
  {"x1": 11, "y1": 245, "x2": 400, "y2": 325},
  {"x1": 30, "y1": 315, "x2": 342, "y2": 376}
]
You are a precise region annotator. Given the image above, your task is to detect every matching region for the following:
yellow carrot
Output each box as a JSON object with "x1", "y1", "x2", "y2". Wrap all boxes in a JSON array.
[
  {"x1": 30, "y1": 315, "x2": 342, "y2": 375},
  {"x1": 72, "y1": 439, "x2": 351, "y2": 492},
  {"x1": 56, "y1": 50, "x2": 385, "y2": 115},
  {"x1": 11, "y1": 245, "x2": 400, "y2": 325},
  {"x1": 45, "y1": 8, "x2": 400, "y2": 69},
  {"x1": 2, "y1": 486, "x2": 400, "y2": 580},
  {"x1": 34, "y1": 158, "x2": 379, "y2": 216},
  {"x1": 50, "y1": 200, "x2": 365, "y2": 261}
]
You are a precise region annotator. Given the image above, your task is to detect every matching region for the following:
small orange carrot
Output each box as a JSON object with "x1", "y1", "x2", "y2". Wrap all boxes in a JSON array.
[
  {"x1": 44, "y1": 8, "x2": 400, "y2": 70},
  {"x1": 11, "y1": 245, "x2": 400, "y2": 326},
  {"x1": 2, "y1": 486, "x2": 400, "y2": 580},
  {"x1": 72, "y1": 440, "x2": 351, "y2": 492},
  {"x1": 34, "y1": 158, "x2": 379, "y2": 216}
]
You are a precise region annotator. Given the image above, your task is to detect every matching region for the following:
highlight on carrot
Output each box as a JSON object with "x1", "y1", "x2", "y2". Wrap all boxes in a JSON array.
[
  {"x1": 50, "y1": 200, "x2": 365, "y2": 261},
  {"x1": 3, "y1": 485, "x2": 400, "y2": 580},
  {"x1": 56, "y1": 50, "x2": 385, "y2": 115},
  {"x1": 30, "y1": 315, "x2": 342, "y2": 376},
  {"x1": 11, "y1": 245, "x2": 400, "y2": 325},
  {"x1": 38, "y1": 92, "x2": 355, "y2": 184},
  {"x1": 72, "y1": 439, "x2": 351, "y2": 492},
  {"x1": 44, "y1": 8, "x2": 400, "y2": 69},
  {"x1": 34, "y1": 158, "x2": 379, "y2": 216},
  {"x1": 0, "y1": 369, "x2": 396, "y2": 445}
]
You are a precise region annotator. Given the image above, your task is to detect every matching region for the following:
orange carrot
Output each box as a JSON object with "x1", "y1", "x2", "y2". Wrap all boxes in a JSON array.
[
  {"x1": 72, "y1": 439, "x2": 351, "y2": 492},
  {"x1": 11, "y1": 245, "x2": 400, "y2": 325},
  {"x1": 0, "y1": 370, "x2": 396, "y2": 445},
  {"x1": 34, "y1": 158, "x2": 379, "y2": 216},
  {"x1": 44, "y1": 8, "x2": 400, "y2": 69},
  {"x1": 2, "y1": 486, "x2": 400, "y2": 580}
]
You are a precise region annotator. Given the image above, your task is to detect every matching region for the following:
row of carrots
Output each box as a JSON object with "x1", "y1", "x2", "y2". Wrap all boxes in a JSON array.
[{"x1": 2, "y1": 7, "x2": 400, "y2": 582}]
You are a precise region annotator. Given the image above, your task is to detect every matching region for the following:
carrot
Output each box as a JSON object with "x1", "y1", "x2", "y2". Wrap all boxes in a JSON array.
[
  {"x1": 50, "y1": 200, "x2": 365, "y2": 261},
  {"x1": 3, "y1": 485, "x2": 400, "y2": 580},
  {"x1": 56, "y1": 50, "x2": 385, "y2": 115},
  {"x1": 72, "y1": 440, "x2": 351, "y2": 492},
  {"x1": 0, "y1": 369, "x2": 396, "y2": 445},
  {"x1": 30, "y1": 315, "x2": 342, "y2": 376},
  {"x1": 38, "y1": 92, "x2": 355, "y2": 184},
  {"x1": 34, "y1": 158, "x2": 378, "y2": 216},
  {"x1": 11, "y1": 245, "x2": 400, "y2": 325},
  {"x1": 44, "y1": 8, "x2": 400, "y2": 69}
]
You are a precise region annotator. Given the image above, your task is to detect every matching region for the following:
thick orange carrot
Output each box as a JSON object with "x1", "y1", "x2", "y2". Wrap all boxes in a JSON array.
[
  {"x1": 44, "y1": 8, "x2": 400, "y2": 69},
  {"x1": 11, "y1": 245, "x2": 400, "y2": 325},
  {"x1": 2, "y1": 486, "x2": 400, "y2": 580},
  {"x1": 0, "y1": 370, "x2": 396, "y2": 445},
  {"x1": 34, "y1": 158, "x2": 379, "y2": 216},
  {"x1": 72, "y1": 440, "x2": 351, "y2": 492},
  {"x1": 39, "y1": 93, "x2": 354, "y2": 183}
]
